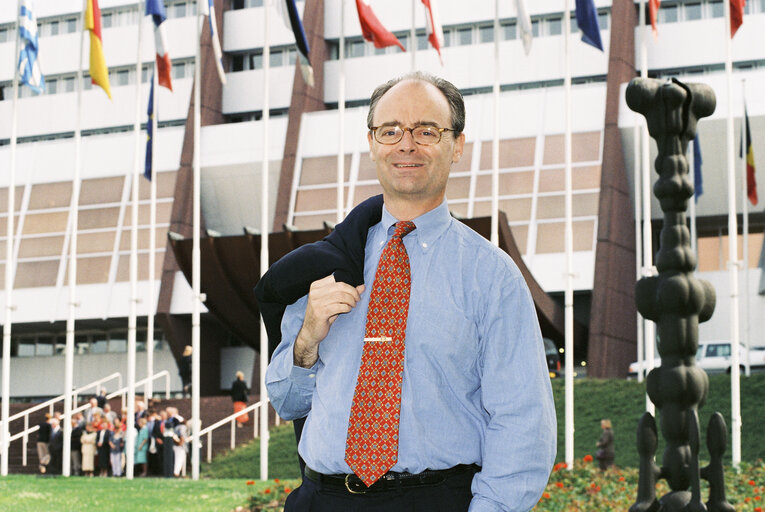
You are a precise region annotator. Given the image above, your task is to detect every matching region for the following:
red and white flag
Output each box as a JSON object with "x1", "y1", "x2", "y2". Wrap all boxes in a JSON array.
[
  {"x1": 146, "y1": 0, "x2": 172, "y2": 90},
  {"x1": 355, "y1": 0, "x2": 404, "y2": 51},
  {"x1": 421, "y1": 0, "x2": 444, "y2": 64},
  {"x1": 649, "y1": 0, "x2": 661, "y2": 37},
  {"x1": 730, "y1": 0, "x2": 745, "y2": 38}
]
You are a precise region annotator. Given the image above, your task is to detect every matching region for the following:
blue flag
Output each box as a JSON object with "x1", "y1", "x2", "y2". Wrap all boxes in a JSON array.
[
  {"x1": 144, "y1": 78, "x2": 155, "y2": 181},
  {"x1": 575, "y1": 0, "x2": 603, "y2": 51},
  {"x1": 18, "y1": 0, "x2": 45, "y2": 94},
  {"x1": 693, "y1": 134, "x2": 703, "y2": 202},
  {"x1": 278, "y1": 0, "x2": 314, "y2": 87}
]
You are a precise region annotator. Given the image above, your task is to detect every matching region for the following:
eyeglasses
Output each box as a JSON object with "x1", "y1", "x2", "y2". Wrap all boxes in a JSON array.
[{"x1": 369, "y1": 124, "x2": 456, "y2": 145}]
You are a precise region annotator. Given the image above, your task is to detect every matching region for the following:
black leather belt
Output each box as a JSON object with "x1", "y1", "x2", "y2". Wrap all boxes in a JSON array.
[{"x1": 304, "y1": 464, "x2": 480, "y2": 494}]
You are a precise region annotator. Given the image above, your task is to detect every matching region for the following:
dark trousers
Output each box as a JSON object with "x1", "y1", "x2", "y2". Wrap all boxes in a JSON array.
[
  {"x1": 162, "y1": 438, "x2": 175, "y2": 477},
  {"x1": 284, "y1": 467, "x2": 476, "y2": 512}
]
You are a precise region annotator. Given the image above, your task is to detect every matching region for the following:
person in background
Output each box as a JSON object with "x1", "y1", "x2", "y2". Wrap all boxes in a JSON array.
[
  {"x1": 102, "y1": 403, "x2": 116, "y2": 424},
  {"x1": 134, "y1": 416, "x2": 150, "y2": 477},
  {"x1": 172, "y1": 418, "x2": 188, "y2": 478},
  {"x1": 162, "y1": 410, "x2": 176, "y2": 478},
  {"x1": 71, "y1": 413, "x2": 85, "y2": 476},
  {"x1": 85, "y1": 397, "x2": 102, "y2": 424},
  {"x1": 149, "y1": 409, "x2": 165, "y2": 476},
  {"x1": 47, "y1": 417, "x2": 63, "y2": 475},
  {"x1": 231, "y1": 371, "x2": 249, "y2": 428},
  {"x1": 179, "y1": 345, "x2": 192, "y2": 398},
  {"x1": 595, "y1": 418, "x2": 615, "y2": 470},
  {"x1": 96, "y1": 419, "x2": 112, "y2": 477},
  {"x1": 80, "y1": 423, "x2": 97, "y2": 477},
  {"x1": 36, "y1": 413, "x2": 52, "y2": 474},
  {"x1": 109, "y1": 417, "x2": 125, "y2": 477},
  {"x1": 96, "y1": 388, "x2": 108, "y2": 409}
]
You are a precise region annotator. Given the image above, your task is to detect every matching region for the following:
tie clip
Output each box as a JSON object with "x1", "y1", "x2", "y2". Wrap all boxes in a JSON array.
[{"x1": 363, "y1": 337, "x2": 392, "y2": 342}]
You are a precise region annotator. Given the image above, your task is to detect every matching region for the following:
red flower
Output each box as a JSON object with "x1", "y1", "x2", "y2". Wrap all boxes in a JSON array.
[
  {"x1": 755, "y1": 507, "x2": 762, "y2": 512},
  {"x1": 542, "y1": 492, "x2": 551, "y2": 499},
  {"x1": 555, "y1": 482, "x2": 564, "y2": 488},
  {"x1": 284, "y1": 487, "x2": 292, "y2": 493},
  {"x1": 274, "y1": 478, "x2": 280, "y2": 484},
  {"x1": 750, "y1": 480, "x2": 757, "y2": 486},
  {"x1": 552, "y1": 462, "x2": 567, "y2": 472},
  {"x1": 757, "y1": 496, "x2": 762, "y2": 501},
  {"x1": 263, "y1": 488, "x2": 271, "y2": 494},
  {"x1": 246, "y1": 480, "x2": 255, "y2": 486},
  {"x1": 583, "y1": 454, "x2": 593, "y2": 463},
  {"x1": 619, "y1": 476, "x2": 626, "y2": 482}
]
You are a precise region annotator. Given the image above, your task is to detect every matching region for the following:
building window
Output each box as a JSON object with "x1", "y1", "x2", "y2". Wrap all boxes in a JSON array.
[
  {"x1": 36, "y1": 338, "x2": 54, "y2": 356},
  {"x1": 597, "y1": 11, "x2": 609, "y2": 30},
  {"x1": 349, "y1": 39, "x2": 365, "y2": 58},
  {"x1": 76, "y1": 336, "x2": 90, "y2": 355},
  {"x1": 17, "y1": 340, "x2": 35, "y2": 357},
  {"x1": 547, "y1": 17, "x2": 562, "y2": 36},
  {"x1": 91, "y1": 335, "x2": 108, "y2": 354},
  {"x1": 270, "y1": 49, "x2": 283, "y2": 67},
  {"x1": 457, "y1": 26, "x2": 472, "y2": 46},
  {"x1": 46, "y1": 78, "x2": 57, "y2": 95},
  {"x1": 531, "y1": 19, "x2": 540, "y2": 37},
  {"x1": 479, "y1": 24, "x2": 494, "y2": 43},
  {"x1": 659, "y1": 4, "x2": 679, "y2": 23},
  {"x1": 685, "y1": 2, "x2": 702, "y2": 20},
  {"x1": 418, "y1": 31, "x2": 430, "y2": 49},
  {"x1": 62, "y1": 76, "x2": 76, "y2": 93},
  {"x1": 502, "y1": 21, "x2": 517, "y2": 40}
]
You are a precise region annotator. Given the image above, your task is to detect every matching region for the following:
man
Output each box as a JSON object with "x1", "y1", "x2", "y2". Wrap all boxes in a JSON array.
[
  {"x1": 265, "y1": 72, "x2": 556, "y2": 511},
  {"x1": 71, "y1": 413, "x2": 85, "y2": 476},
  {"x1": 48, "y1": 418, "x2": 64, "y2": 475},
  {"x1": 85, "y1": 397, "x2": 102, "y2": 424}
]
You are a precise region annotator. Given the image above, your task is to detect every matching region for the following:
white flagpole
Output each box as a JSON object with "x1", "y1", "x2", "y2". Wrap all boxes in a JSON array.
[
  {"x1": 63, "y1": 0, "x2": 89, "y2": 477},
  {"x1": 741, "y1": 79, "x2": 750, "y2": 377},
  {"x1": 723, "y1": 0, "x2": 741, "y2": 470},
  {"x1": 126, "y1": 0, "x2": 145, "y2": 480},
  {"x1": 337, "y1": 0, "x2": 345, "y2": 224},
  {"x1": 410, "y1": 0, "x2": 416, "y2": 71},
  {"x1": 689, "y1": 141, "x2": 697, "y2": 257},
  {"x1": 490, "y1": 0, "x2": 499, "y2": 246},
  {"x1": 562, "y1": 0, "x2": 575, "y2": 471},
  {"x1": 191, "y1": 0, "x2": 203, "y2": 481},
  {"x1": 146, "y1": 69, "x2": 158, "y2": 401},
  {"x1": 260, "y1": 0, "x2": 271, "y2": 481},
  {"x1": 639, "y1": 0, "x2": 655, "y2": 417},
  {"x1": 1, "y1": 0, "x2": 22, "y2": 477}
]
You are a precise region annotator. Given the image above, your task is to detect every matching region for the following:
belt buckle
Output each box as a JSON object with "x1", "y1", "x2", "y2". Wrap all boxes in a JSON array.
[{"x1": 344, "y1": 474, "x2": 367, "y2": 495}]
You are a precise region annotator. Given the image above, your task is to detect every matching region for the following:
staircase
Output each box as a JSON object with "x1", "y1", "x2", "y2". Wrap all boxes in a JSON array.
[{"x1": 4, "y1": 395, "x2": 275, "y2": 475}]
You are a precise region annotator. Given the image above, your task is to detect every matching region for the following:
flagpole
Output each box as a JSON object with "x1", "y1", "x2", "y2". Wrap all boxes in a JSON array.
[
  {"x1": 741, "y1": 79, "x2": 750, "y2": 377},
  {"x1": 337, "y1": 0, "x2": 345, "y2": 224},
  {"x1": 260, "y1": 0, "x2": 271, "y2": 482},
  {"x1": 410, "y1": 0, "x2": 416, "y2": 71},
  {"x1": 723, "y1": 0, "x2": 741, "y2": 470},
  {"x1": 191, "y1": 0, "x2": 203, "y2": 481},
  {"x1": 639, "y1": 0, "x2": 655, "y2": 417},
  {"x1": 63, "y1": 0, "x2": 89, "y2": 478},
  {"x1": 125, "y1": 0, "x2": 145, "y2": 480},
  {"x1": 490, "y1": 0, "x2": 499, "y2": 247},
  {"x1": 147, "y1": 69, "x2": 158, "y2": 402},
  {"x1": 1, "y1": 0, "x2": 23, "y2": 478}
]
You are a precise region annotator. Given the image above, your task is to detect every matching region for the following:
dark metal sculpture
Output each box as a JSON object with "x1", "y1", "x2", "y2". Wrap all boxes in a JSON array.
[{"x1": 626, "y1": 77, "x2": 734, "y2": 512}]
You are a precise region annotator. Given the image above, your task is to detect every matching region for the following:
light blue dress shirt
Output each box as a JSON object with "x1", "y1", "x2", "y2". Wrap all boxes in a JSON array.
[{"x1": 266, "y1": 199, "x2": 556, "y2": 512}]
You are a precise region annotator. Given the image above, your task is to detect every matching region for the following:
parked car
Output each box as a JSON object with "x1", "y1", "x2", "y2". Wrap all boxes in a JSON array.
[
  {"x1": 543, "y1": 338, "x2": 561, "y2": 378},
  {"x1": 628, "y1": 341, "x2": 765, "y2": 378}
]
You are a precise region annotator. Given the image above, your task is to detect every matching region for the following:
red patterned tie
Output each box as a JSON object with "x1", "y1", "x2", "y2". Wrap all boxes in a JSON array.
[{"x1": 344, "y1": 220, "x2": 416, "y2": 487}]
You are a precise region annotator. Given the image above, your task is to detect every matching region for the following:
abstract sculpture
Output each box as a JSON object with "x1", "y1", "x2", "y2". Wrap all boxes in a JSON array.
[{"x1": 626, "y1": 77, "x2": 734, "y2": 512}]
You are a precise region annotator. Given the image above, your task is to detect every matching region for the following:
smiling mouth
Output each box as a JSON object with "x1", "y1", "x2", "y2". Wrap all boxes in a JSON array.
[{"x1": 393, "y1": 163, "x2": 423, "y2": 168}]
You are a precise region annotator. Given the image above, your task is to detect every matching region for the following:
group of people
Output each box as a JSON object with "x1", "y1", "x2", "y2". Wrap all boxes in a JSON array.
[{"x1": 36, "y1": 391, "x2": 191, "y2": 479}]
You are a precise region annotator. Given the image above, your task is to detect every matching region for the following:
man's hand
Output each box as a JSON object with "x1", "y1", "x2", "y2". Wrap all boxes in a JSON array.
[{"x1": 293, "y1": 275, "x2": 365, "y2": 368}]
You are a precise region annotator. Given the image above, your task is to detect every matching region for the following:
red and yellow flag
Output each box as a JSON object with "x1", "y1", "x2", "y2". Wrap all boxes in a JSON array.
[
  {"x1": 85, "y1": 0, "x2": 111, "y2": 99},
  {"x1": 744, "y1": 108, "x2": 758, "y2": 205}
]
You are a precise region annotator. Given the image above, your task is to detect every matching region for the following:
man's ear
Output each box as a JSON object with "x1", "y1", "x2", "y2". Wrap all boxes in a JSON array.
[
  {"x1": 367, "y1": 131, "x2": 376, "y2": 161},
  {"x1": 452, "y1": 132, "x2": 466, "y2": 163}
]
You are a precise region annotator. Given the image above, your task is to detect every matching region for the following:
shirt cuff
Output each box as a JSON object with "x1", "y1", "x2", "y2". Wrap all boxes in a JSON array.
[
  {"x1": 289, "y1": 362, "x2": 320, "y2": 391},
  {"x1": 468, "y1": 496, "x2": 505, "y2": 512}
]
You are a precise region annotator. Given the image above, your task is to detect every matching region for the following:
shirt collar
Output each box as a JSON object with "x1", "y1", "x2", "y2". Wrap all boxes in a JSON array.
[{"x1": 380, "y1": 198, "x2": 453, "y2": 248}]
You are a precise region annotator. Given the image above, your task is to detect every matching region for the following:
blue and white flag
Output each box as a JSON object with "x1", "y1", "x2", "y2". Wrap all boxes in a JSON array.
[
  {"x1": 200, "y1": 0, "x2": 226, "y2": 84},
  {"x1": 575, "y1": 0, "x2": 603, "y2": 51},
  {"x1": 18, "y1": 0, "x2": 45, "y2": 94},
  {"x1": 144, "y1": 78, "x2": 155, "y2": 181},
  {"x1": 693, "y1": 133, "x2": 703, "y2": 202},
  {"x1": 277, "y1": 0, "x2": 314, "y2": 87}
]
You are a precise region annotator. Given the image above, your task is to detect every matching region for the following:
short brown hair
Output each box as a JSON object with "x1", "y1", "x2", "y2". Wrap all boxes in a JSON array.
[{"x1": 367, "y1": 71, "x2": 465, "y2": 136}]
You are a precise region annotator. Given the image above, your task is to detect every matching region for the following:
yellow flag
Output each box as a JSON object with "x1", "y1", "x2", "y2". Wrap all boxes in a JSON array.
[{"x1": 85, "y1": 0, "x2": 111, "y2": 99}]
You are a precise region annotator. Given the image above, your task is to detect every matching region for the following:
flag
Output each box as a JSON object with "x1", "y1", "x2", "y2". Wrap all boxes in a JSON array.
[
  {"x1": 514, "y1": 0, "x2": 532, "y2": 55},
  {"x1": 17, "y1": 0, "x2": 44, "y2": 94},
  {"x1": 693, "y1": 134, "x2": 703, "y2": 202},
  {"x1": 355, "y1": 0, "x2": 405, "y2": 51},
  {"x1": 277, "y1": 0, "x2": 314, "y2": 87},
  {"x1": 421, "y1": 0, "x2": 444, "y2": 63},
  {"x1": 146, "y1": 0, "x2": 173, "y2": 91},
  {"x1": 144, "y1": 78, "x2": 154, "y2": 180},
  {"x1": 85, "y1": 0, "x2": 112, "y2": 98},
  {"x1": 730, "y1": 0, "x2": 745, "y2": 38},
  {"x1": 200, "y1": 0, "x2": 226, "y2": 84},
  {"x1": 741, "y1": 107, "x2": 758, "y2": 205},
  {"x1": 649, "y1": 0, "x2": 661, "y2": 37},
  {"x1": 575, "y1": 0, "x2": 603, "y2": 51}
]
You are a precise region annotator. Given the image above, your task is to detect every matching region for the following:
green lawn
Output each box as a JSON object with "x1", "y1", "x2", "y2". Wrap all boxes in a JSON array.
[{"x1": 2, "y1": 373, "x2": 763, "y2": 511}]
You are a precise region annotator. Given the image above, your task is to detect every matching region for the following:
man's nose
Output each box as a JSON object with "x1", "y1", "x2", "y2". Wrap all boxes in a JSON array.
[{"x1": 397, "y1": 129, "x2": 417, "y2": 152}]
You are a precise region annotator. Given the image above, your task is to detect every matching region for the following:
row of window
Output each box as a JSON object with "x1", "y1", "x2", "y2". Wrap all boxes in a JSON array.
[
  {"x1": 2, "y1": 59, "x2": 195, "y2": 100},
  {"x1": 11, "y1": 331, "x2": 168, "y2": 358}
]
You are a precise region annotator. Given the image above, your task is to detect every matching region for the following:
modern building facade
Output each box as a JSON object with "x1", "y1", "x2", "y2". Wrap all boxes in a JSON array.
[{"x1": 0, "y1": 0, "x2": 763, "y2": 398}]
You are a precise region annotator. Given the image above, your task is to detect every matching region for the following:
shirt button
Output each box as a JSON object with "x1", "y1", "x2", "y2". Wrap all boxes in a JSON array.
[
  {"x1": 308, "y1": 374, "x2": 315, "y2": 378},
  {"x1": 422, "y1": 242, "x2": 428, "y2": 248}
]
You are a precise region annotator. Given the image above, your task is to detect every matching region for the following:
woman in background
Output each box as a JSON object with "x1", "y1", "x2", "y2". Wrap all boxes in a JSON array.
[
  {"x1": 595, "y1": 418, "x2": 615, "y2": 470},
  {"x1": 231, "y1": 371, "x2": 249, "y2": 428}
]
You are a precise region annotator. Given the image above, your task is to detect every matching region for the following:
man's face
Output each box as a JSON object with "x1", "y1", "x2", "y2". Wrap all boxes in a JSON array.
[{"x1": 368, "y1": 80, "x2": 464, "y2": 210}]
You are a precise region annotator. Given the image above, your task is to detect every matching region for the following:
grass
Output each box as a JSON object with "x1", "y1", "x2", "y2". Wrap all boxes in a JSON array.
[{"x1": 2, "y1": 373, "x2": 763, "y2": 510}]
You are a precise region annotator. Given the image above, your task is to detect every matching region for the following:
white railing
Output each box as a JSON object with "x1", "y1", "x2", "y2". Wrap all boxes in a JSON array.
[
  {"x1": 3, "y1": 371, "x2": 171, "y2": 468},
  {"x1": 187, "y1": 399, "x2": 268, "y2": 463}
]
